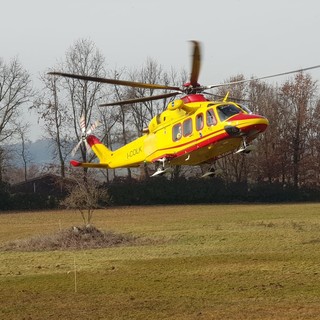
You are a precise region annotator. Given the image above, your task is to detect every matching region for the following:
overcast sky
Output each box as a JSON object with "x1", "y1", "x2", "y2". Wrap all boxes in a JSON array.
[{"x1": 2, "y1": 0, "x2": 320, "y2": 140}]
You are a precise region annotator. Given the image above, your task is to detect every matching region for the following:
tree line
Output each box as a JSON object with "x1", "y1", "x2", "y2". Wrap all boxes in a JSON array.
[{"x1": 0, "y1": 38, "x2": 320, "y2": 199}]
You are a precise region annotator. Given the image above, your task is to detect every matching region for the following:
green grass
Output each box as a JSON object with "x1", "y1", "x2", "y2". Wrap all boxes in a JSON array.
[{"x1": 1, "y1": 203, "x2": 320, "y2": 319}]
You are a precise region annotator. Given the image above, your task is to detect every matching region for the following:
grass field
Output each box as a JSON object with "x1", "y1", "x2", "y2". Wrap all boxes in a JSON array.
[{"x1": 1, "y1": 203, "x2": 320, "y2": 319}]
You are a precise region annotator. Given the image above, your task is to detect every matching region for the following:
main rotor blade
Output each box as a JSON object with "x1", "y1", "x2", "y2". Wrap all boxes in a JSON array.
[
  {"x1": 190, "y1": 41, "x2": 201, "y2": 86},
  {"x1": 100, "y1": 92, "x2": 179, "y2": 107},
  {"x1": 48, "y1": 72, "x2": 181, "y2": 91},
  {"x1": 203, "y1": 91, "x2": 251, "y2": 103},
  {"x1": 206, "y1": 64, "x2": 320, "y2": 89}
]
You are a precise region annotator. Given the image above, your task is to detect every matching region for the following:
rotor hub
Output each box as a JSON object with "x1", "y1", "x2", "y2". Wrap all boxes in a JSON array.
[
  {"x1": 183, "y1": 82, "x2": 203, "y2": 94},
  {"x1": 183, "y1": 82, "x2": 201, "y2": 88}
]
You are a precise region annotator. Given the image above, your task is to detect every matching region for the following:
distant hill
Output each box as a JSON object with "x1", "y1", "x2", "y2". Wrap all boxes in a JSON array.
[
  {"x1": 8, "y1": 139, "x2": 56, "y2": 166},
  {"x1": 8, "y1": 138, "x2": 122, "y2": 168},
  {"x1": 28, "y1": 139, "x2": 56, "y2": 164}
]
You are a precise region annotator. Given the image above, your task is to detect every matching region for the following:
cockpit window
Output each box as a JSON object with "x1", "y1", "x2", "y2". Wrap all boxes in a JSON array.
[
  {"x1": 239, "y1": 104, "x2": 253, "y2": 114},
  {"x1": 217, "y1": 104, "x2": 242, "y2": 121}
]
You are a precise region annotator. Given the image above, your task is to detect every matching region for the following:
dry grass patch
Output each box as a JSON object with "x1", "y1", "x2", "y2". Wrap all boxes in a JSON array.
[{"x1": 1, "y1": 225, "x2": 144, "y2": 251}]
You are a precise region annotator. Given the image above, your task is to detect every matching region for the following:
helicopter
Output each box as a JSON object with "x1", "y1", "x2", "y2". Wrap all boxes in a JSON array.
[{"x1": 49, "y1": 41, "x2": 320, "y2": 177}]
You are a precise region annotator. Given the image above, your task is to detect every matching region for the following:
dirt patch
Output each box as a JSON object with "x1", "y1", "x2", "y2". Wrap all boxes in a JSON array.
[{"x1": 1, "y1": 225, "x2": 144, "y2": 251}]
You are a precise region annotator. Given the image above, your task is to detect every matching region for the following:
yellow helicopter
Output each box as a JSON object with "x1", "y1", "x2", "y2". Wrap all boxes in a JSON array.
[{"x1": 49, "y1": 41, "x2": 320, "y2": 177}]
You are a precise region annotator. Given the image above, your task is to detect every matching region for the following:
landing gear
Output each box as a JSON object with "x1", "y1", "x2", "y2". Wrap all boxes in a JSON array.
[
  {"x1": 235, "y1": 137, "x2": 255, "y2": 154},
  {"x1": 224, "y1": 125, "x2": 255, "y2": 154},
  {"x1": 151, "y1": 158, "x2": 170, "y2": 177},
  {"x1": 201, "y1": 164, "x2": 223, "y2": 178},
  {"x1": 201, "y1": 166, "x2": 216, "y2": 178}
]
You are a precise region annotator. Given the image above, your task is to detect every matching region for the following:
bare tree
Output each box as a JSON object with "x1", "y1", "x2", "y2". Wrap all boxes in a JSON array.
[
  {"x1": 34, "y1": 72, "x2": 71, "y2": 178},
  {"x1": 0, "y1": 58, "x2": 33, "y2": 181},
  {"x1": 248, "y1": 80, "x2": 282, "y2": 183},
  {"x1": 280, "y1": 72, "x2": 317, "y2": 187},
  {"x1": 15, "y1": 123, "x2": 32, "y2": 181},
  {"x1": 63, "y1": 39, "x2": 106, "y2": 170},
  {"x1": 35, "y1": 39, "x2": 106, "y2": 180},
  {"x1": 61, "y1": 174, "x2": 109, "y2": 226},
  {"x1": 309, "y1": 99, "x2": 320, "y2": 185}
]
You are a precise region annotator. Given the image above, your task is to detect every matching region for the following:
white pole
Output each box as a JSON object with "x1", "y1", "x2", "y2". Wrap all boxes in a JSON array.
[{"x1": 74, "y1": 256, "x2": 77, "y2": 293}]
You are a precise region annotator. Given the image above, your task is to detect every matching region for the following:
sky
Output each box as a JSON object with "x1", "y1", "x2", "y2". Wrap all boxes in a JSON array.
[{"x1": 2, "y1": 0, "x2": 320, "y2": 140}]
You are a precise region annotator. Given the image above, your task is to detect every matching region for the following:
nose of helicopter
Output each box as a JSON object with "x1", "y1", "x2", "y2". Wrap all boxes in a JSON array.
[
  {"x1": 226, "y1": 113, "x2": 269, "y2": 136},
  {"x1": 244, "y1": 114, "x2": 269, "y2": 132}
]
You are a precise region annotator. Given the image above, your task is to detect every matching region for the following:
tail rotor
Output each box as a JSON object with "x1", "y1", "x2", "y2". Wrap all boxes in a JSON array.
[{"x1": 71, "y1": 115, "x2": 100, "y2": 156}]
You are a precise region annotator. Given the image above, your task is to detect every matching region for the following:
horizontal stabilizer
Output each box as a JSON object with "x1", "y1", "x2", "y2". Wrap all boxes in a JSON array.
[{"x1": 70, "y1": 160, "x2": 109, "y2": 169}]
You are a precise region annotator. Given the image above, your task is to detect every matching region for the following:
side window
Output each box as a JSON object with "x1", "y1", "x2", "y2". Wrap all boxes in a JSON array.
[
  {"x1": 206, "y1": 108, "x2": 217, "y2": 126},
  {"x1": 196, "y1": 113, "x2": 204, "y2": 131},
  {"x1": 183, "y1": 118, "x2": 192, "y2": 137},
  {"x1": 172, "y1": 123, "x2": 182, "y2": 141}
]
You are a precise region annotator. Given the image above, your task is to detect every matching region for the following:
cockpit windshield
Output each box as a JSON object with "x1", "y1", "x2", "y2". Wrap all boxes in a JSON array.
[
  {"x1": 238, "y1": 104, "x2": 253, "y2": 114},
  {"x1": 216, "y1": 104, "x2": 242, "y2": 121}
]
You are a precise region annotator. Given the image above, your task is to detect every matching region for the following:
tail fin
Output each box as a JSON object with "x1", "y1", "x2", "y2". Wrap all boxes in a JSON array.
[{"x1": 86, "y1": 135, "x2": 112, "y2": 163}]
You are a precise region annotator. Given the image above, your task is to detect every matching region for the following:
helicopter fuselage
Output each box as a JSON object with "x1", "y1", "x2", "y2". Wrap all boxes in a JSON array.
[{"x1": 84, "y1": 95, "x2": 269, "y2": 170}]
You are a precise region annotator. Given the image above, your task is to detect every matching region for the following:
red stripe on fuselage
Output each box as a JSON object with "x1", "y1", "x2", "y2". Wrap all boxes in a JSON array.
[{"x1": 228, "y1": 113, "x2": 265, "y2": 121}]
